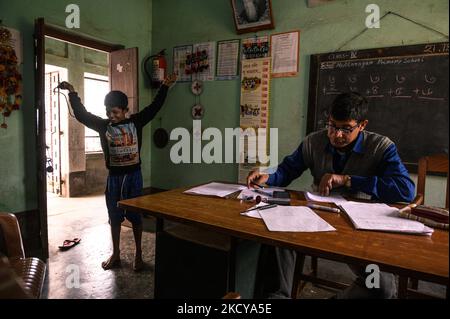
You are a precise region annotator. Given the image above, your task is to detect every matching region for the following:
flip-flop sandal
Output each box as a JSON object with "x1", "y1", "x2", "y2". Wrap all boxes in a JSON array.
[{"x1": 58, "y1": 238, "x2": 81, "y2": 251}]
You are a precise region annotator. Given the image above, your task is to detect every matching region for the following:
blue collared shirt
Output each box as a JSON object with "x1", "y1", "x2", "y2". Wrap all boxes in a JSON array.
[{"x1": 267, "y1": 133, "x2": 415, "y2": 203}]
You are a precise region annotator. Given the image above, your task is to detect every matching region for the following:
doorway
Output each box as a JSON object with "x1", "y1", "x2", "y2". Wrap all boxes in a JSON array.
[
  {"x1": 35, "y1": 18, "x2": 138, "y2": 259},
  {"x1": 44, "y1": 38, "x2": 110, "y2": 198}
]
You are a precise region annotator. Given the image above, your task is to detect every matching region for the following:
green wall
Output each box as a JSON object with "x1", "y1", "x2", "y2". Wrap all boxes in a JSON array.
[
  {"x1": 151, "y1": 0, "x2": 449, "y2": 206},
  {"x1": 0, "y1": 0, "x2": 153, "y2": 212},
  {"x1": 0, "y1": 0, "x2": 448, "y2": 212}
]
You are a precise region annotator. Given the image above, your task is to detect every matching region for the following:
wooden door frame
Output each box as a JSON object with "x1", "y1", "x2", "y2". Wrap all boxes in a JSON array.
[{"x1": 34, "y1": 17, "x2": 124, "y2": 259}]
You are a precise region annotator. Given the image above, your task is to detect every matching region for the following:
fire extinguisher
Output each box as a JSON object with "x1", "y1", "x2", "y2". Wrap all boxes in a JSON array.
[{"x1": 144, "y1": 49, "x2": 167, "y2": 89}]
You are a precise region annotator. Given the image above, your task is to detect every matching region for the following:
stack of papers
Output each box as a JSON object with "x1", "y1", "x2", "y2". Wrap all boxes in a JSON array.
[
  {"x1": 183, "y1": 182, "x2": 246, "y2": 198},
  {"x1": 305, "y1": 192, "x2": 348, "y2": 205},
  {"x1": 241, "y1": 205, "x2": 336, "y2": 233},
  {"x1": 340, "y1": 201, "x2": 434, "y2": 236}
]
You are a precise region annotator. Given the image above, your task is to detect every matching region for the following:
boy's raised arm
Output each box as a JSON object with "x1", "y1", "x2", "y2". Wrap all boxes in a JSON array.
[
  {"x1": 133, "y1": 74, "x2": 177, "y2": 127},
  {"x1": 59, "y1": 81, "x2": 105, "y2": 131}
]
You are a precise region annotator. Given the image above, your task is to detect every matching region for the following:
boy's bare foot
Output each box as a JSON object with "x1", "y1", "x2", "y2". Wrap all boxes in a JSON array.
[
  {"x1": 101, "y1": 255, "x2": 121, "y2": 270},
  {"x1": 133, "y1": 256, "x2": 144, "y2": 272}
]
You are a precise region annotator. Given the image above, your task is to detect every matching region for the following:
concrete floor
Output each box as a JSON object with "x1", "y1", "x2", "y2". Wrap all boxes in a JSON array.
[
  {"x1": 42, "y1": 192, "x2": 156, "y2": 299},
  {"x1": 40, "y1": 192, "x2": 446, "y2": 299}
]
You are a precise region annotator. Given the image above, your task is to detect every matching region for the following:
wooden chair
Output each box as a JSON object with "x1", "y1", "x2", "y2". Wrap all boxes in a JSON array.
[
  {"x1": 291, "y1": 255, "x2": 349, "y2": 299},
  {"x1": 0, "y1": 255, "x2": 31, "y2": 299},
  {"x1": 416, "y1": 154, "x2": 449, "y2": 209},
  {"x1": 292, "y1": 154, "x2": 449, "y2": 299},
  {"x1": 223, "y1": 292, "x2": 241, "y2": 299},
  {"x1": 0, "y1": 213, "x2": 47, "y2": 299},
  {"x1": 398, "y1": 153, "x2": 449, "y2": 299}
]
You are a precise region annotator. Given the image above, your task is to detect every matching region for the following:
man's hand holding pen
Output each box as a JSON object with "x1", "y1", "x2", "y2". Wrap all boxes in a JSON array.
[{"x1": 246, "y1": 170, "x2": 269, "y2": 189}]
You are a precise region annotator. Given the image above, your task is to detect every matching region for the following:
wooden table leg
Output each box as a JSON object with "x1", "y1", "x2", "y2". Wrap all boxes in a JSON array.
[
  {"x1": 153, "y1": 217, "x2": 164, "y2": 299},
  {"x1": 291, "y1": 254, "x2": 306, "y2": 299},
  {"x1": 398, "y1": 276, "x2": 409, "y2": 299}
]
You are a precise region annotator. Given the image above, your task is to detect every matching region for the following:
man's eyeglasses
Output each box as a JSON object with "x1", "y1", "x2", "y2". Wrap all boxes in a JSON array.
[{"x1": 326, "y1": 123, "x2": 360, "y2": 135}]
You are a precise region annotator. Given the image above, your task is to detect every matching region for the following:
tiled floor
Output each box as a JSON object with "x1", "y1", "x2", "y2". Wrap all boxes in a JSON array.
[{"x1": 41, "y1": 192, "x2": 446, "y2": 299}]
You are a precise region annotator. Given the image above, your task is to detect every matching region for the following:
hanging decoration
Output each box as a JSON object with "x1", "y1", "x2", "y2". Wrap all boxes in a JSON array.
[
  {"x1": 191, "y1": 80, "x2": 204, "y2": 96},
  {"x1": 191, "y1": 104, "x2": 205, "y2": 120},
  {"x1": 190, "y1": 80, "x2": 205, "y2": 120},
  {"x1": 0, "y1": 21, "x2": 22, "y2": 129}
]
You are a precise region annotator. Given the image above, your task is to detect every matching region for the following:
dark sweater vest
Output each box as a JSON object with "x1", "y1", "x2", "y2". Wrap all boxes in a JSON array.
[{"x1": 302, "y1": 130, "x2": 393, "y2": 199}]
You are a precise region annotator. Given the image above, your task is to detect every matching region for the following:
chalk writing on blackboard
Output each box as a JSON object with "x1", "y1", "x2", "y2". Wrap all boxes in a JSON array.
[{"x1": 308, "y1": 42, "x2": 449, "y2": 170}]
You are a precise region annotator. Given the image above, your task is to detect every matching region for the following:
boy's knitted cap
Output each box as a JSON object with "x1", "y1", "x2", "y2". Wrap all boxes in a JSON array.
[{"x1": 104, "y1": 91, "x2": 128, "y2": 109}]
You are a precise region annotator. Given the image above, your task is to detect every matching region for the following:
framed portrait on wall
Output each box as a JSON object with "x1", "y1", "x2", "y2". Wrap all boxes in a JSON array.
[{"x1": 230, "y1": 0, "x2": 275, "y2": 34}]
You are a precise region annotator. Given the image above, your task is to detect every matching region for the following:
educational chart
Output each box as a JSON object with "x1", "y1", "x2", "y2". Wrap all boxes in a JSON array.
[
  {"x1": 216, "y1": 39, "x2": 240, "y2": 80},
  {"x1": 173, "y1": 45, "x2": 193, "y2": 82},
  {"x1": 191, "y1": 42, "x2": 216, "y2": 81},
  {"x1": 241, "y1": 36, "x2": 270, "y2": 60},
  {"x1": 238, "y1": 57, "x2": 271, "y2": 184}
]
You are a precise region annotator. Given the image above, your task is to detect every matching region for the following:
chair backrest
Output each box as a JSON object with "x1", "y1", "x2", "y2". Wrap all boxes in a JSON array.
[
  {"x1": 417, "y1": 154, "x2": 449, "y2": 208},
  {"x1": 0, "y1": 213, "x2": 25, "y2": 259},
  {"x1": 0, "y1": 255, "x2": 30, "y2": 299}
]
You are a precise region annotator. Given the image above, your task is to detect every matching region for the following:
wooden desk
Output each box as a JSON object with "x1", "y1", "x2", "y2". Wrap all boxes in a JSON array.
[{"x1": 119, "y1": 187, "x2": 449, "y2": 296}]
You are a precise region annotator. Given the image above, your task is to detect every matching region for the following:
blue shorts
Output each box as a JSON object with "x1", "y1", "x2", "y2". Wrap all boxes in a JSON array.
[{"x1": 105, "y1": 169, "x2": 143, "y2": 226}]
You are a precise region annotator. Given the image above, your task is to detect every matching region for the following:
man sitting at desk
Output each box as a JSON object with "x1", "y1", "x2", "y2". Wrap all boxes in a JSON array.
[{"x1": 247, "y1": 92, "x2": 415, "y2": 299}]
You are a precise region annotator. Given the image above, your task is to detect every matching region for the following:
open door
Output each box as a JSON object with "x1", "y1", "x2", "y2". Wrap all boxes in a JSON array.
[
  {"x1": 34, "y1": 18, "x2": 48, "y2": 259},
  {"x1": 110, "y1": 48, "x2": 139, "y2": 114},
  {"x1": 34, "y1": 17, "x2": 136, "y2": 260}
]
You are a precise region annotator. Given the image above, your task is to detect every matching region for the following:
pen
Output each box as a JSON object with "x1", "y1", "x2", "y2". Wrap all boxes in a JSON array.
[
  {"x1": 250, "y1": 181, "x2": 265, "y2": 189},
  {"x1": 242, "y1": 203, "x2": 277, "y2": 213},
  {"x1": 307, "y1": 203, "x2": 341, "y2": 213},
  {"x1": 254, "y1": 188, "x2": 270, "y2": 196}
]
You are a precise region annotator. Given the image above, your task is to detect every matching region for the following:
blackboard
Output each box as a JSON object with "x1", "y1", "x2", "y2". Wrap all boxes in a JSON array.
[{"x1": 307, "y1": 42, "x2": 449, "y2": 172}]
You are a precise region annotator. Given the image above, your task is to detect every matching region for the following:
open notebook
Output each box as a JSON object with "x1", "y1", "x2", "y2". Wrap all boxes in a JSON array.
[{"x1": 339, "y1": 201, "x2": 434, "y2": 236}]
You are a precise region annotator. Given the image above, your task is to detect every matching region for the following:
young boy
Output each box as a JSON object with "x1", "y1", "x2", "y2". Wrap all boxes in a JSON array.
[{"x1": 59, "y1": 74, "x2": 176, "y2": 271}]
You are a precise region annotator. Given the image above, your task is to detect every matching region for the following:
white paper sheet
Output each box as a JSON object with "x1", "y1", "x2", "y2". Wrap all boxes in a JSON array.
[
  {"x1": 340, "y1": 201, "x2": 434, "y2": 236},
  {"x1": 240, "y1": 202, "x2": 271, "y2": 219},
  {"x1": 258, "y1": 206, "x2": 336, "y2": 232},
  {"x1": 183, "y1": 182, "x2": 246, "y2": 198},
  {"x1": 305, "y1": 192, "x2": 348, "y2": 205}
]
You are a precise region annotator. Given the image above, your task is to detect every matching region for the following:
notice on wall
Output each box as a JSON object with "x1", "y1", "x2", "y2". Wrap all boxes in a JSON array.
[
  {"x1": 216, "y1": 39, "x2": 240, "y2": 80},
  {"x1": 271, "y1": 31, "x2": 300, "y2": 78},
  {"x1": 238, "y1": 57, "x2": 271, "y2": 184},
  {"x1": 241, "y1": 36, "x2": 270, "y2": 60},
  {"x1": 173, "y1": 45, "x2": 193, "y2": 82}
]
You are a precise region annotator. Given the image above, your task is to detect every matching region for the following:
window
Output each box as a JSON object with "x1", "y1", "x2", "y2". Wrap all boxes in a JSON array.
[{"x1": 84, "y1": 73, "x2": 109, "y2": 153}]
